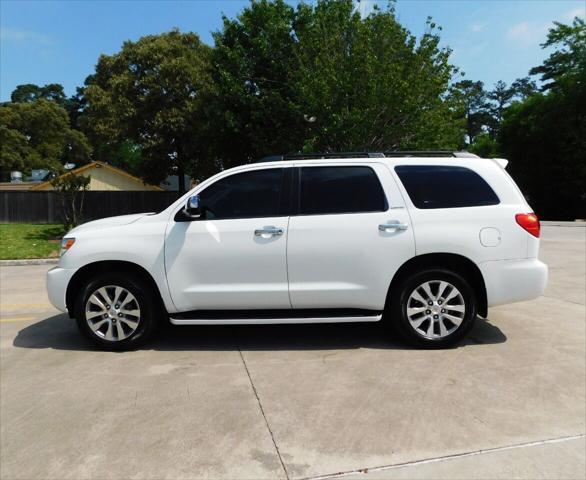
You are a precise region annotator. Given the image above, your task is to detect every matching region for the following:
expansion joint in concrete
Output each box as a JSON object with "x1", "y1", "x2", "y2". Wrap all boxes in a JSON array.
[
  {"x1": 239, "y1": 348, "x2": 290, "y2": 480},
  {"x1": 300, "y1": 433, "x2": 586, "y2": 480}
]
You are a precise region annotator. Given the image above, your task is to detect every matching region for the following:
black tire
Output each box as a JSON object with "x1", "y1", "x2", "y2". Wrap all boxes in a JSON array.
[
  {"x1": 387, "y1": 268, "x2": 476, "y2": 348},
  {"x1": 74, "y1": 272, "x2": 159, "y2": 351}
]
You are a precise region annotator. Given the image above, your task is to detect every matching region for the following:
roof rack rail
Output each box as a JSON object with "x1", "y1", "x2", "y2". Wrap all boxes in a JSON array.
[
  {"x1": 384, "y1": 150, "x2": 445, "y2": 157},
  {"x1": 256, "y1": 150, "x2": 478, "y2": 162},
  {"x1": 384, "y1": 150, "x2": 479, "y2": 158},
  {"x1": 257, "y1": 152, "x2": 385, "y2": 162}
]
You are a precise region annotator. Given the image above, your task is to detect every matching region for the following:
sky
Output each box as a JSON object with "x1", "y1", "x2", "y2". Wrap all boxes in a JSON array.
[{"x1": 1, "y1": 0, "x2": 585, "y2": 101}]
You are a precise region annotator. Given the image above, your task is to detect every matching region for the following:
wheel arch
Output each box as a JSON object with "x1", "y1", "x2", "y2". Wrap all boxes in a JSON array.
[
  {"x1": 388, "y1": 253, "x2": 488, "y2": 317},
  {"x1": 65, "y1": 260, "x2": 166, "y2": 318}
]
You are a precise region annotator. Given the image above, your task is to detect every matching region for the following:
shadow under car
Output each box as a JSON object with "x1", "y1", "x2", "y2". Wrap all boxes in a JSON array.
[{"x1": 13, "y1": 314, "x2": 507, "y2": 352}]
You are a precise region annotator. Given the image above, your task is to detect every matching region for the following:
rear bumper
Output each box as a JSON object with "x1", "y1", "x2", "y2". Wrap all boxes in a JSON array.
[
  {"x1": 479, "y1": 258, "x2": 548, "y2": 307},
  {"x1": 46, "y1": 266, "x2": 76, "y2": 313}
]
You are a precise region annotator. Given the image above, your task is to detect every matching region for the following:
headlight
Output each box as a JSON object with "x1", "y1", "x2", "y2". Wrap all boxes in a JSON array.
[{"x1": 60, "y1": 237, "x2": 76, "y2": 256}]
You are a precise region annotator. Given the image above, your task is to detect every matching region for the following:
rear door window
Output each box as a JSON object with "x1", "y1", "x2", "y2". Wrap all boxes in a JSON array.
[
  {"x1": 394, "y1": 165, "x2": 499, "y2": 209},
  {"x1": 299, "y1": 166, "x2": 387, "y2": 215}
]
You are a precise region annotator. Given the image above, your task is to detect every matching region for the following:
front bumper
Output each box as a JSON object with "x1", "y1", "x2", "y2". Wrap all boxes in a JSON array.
[
  {"x1": 46, "y1": 266, "x2": 77, "y2": 313},
  {"x1": 479, "y1": 258, "x2": 548, "y2": 307}
]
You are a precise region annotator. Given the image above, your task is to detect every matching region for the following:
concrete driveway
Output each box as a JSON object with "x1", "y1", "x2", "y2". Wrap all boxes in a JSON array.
[{"x1": 1, "y1": 224, "x2": 584, "y2": 480}]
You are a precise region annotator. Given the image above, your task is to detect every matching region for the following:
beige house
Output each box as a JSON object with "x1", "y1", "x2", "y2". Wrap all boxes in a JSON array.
[{"x1": 30, "y1": 161, "x2": 163, "y2": 191}]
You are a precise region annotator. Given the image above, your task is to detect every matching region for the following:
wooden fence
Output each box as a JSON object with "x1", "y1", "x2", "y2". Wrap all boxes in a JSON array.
[{"x1": 0, "y1": 191, "x2": 182, "y2": 224}]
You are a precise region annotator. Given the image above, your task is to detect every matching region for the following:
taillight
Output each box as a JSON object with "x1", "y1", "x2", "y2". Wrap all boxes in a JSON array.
[{"x1": 515, "y1": 213, "x2": 540, "y2": 238}]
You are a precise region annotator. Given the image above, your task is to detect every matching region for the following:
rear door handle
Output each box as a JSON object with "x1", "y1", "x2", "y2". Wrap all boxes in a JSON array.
[
  {"x1": 254, "y1": 226, "x2": 284, "y2": 237},
  {"x1": 379, "y1": 221, "x2": 409, "y2": 232}
]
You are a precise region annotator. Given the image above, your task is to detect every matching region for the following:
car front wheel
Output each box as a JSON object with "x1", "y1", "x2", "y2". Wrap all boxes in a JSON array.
[{"x1": 74, "y1": 273, "x2": 158, "y2": 350}]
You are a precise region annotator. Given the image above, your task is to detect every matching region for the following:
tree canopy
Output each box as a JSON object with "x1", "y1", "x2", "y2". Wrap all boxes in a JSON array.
[
  {"x1": 0, "y1": 99, "x2": 91, "y2": 175},
  {"x1": 210, "y1": 0, "x2": 302, "y2": 169},
  {"x1": 10, "y1": 83, "x2": 68, "y2": 106},
  {"x1": 450, "y1": 80, "x2": 491, "y2": 144},
  {"x1": 500, "y1": 17, "x2": 586, "y2": 220},
  {"x1": 81, "y1": 30, "x2": 213, "y2": 192},
  {"x1": 530, "y1": 17, "x2": 586, "y2": 92},
  {"x1": 210, "y1": 0, "x2": 462, "y2": 169}
]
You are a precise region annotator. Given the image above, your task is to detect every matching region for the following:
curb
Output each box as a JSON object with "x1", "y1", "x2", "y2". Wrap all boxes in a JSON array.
[{"x1": 0, "y1": 258, "x2": 59, "y2": 266}]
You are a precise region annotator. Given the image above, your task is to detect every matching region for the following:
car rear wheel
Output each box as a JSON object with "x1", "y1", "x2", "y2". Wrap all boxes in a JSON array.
[
  {"x1": 388, "y1": 268, "x2": 476, "y2": 348},
  {"x1": 74, "y1": 273, "x2": 158, "y2": 351}
]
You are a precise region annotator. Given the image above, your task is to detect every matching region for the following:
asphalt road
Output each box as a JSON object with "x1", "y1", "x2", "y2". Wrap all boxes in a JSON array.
[{"x1": 1, "y1": 224, "x2": 584, "y2": 480}]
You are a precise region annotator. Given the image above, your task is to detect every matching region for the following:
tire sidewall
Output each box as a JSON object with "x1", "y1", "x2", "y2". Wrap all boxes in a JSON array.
[
  {"x1": 391, "y1": 269, "x2": 477, "y2": 348},
  {"x1": 75, "y1": 273, "x2": 158, "y2": 350}
]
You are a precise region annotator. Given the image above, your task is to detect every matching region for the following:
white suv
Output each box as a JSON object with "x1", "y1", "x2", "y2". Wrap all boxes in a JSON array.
[{"x1": 47, "y1": 152, "x2": 548, "y2": 350}]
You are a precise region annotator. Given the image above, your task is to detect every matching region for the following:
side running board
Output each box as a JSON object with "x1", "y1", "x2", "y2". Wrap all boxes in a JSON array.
[{"x1": 169, "y1": 308, "x2": 383, "y2": 325}]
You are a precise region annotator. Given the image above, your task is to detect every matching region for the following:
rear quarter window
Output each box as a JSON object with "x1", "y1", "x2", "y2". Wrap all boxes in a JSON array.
[{"x1": 394, "y1": 165, "x2": 499, "y2": 209}]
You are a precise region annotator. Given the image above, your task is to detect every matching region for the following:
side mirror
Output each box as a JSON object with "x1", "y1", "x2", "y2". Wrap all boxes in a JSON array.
[{"x1": 184, "y1": 194, "x2": 202, "y2": 219}]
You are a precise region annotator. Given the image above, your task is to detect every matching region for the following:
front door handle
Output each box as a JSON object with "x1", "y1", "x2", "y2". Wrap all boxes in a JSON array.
[
  {"x1": 379, "y1": 221, "x2": 409, "y2": 232},
  {"x1": 254, "y1": 226, "x2": 284, "y2": 237}
]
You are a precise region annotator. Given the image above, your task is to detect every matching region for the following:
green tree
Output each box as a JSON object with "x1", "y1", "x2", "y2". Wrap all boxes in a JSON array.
[
  {"x1": 293, "y1": 4, "x2": 462, "y2": 151},
  {"x1": 469, "y1": 132, "x2": 499, "y2": 158},
  {"x1": 501, "y1": 91, "x2": 585, "y2": 219},
  {"x1": 451, "y1": 80, "x2": 491, "y2": 145},
  {"x1": 211, "y1": 0, "x2": 464, "y2": 167},
  {"x1": 66, "y1": 87, "x2": 88, "y2": 130},
  {"x1": 210, "y1": 0, "x2": 303, "y2": 168},
  {"x1": 10, "y1": 83, "x2": 68, "y2": 106},
  {"x1": 486, "y1": 78, "x2": 538, "y2": 137},
  {"x1": 500, "y1": 18, "x2": 586, "y2": 219},
  {"x1": 510, "y1": 76, "x2": 537, "y2": 100},
  {"x1": 51, "y1": 170, "x2": 91, "y2": 230},
  {"x1": 10, "y1": 83, "x2": 88, "y2": 132},
  {"x1": 91, "y1": 141, "x2": 143, "y2": 176},
  {"x1": 530, "y1": 17, "x2": 586, "y2": 91},
  {"x1": 488, "y1": 80, "x2": 515, "y2": 129},
  {"x1": 456, "y1": 76, "x2": 536, "y2": 152},
  {"x1": 0, "y1": 99, "x2": 91, "y2": 177},
  {"x1": 82, "y1": 30, "x2": 213, "y2": 192}
]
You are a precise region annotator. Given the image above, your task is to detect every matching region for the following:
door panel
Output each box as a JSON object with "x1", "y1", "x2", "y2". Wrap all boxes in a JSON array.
[
  {"x1": 287, "y1": 163, "x2": 415, "y2": 310},
  {"x1": 164, "y1": 166, "x2": 291, "y2": 312},
  {"x1": 165, "y1": 217, "x2": 290, "y2": 311}
]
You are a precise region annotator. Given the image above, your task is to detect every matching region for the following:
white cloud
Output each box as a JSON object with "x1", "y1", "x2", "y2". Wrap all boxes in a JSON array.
[
  {"x1": 565, "y1": 7, "x2": 585, "y2": 20},
  {"x1": 470, "y1": 23, "x2": 486, "y2": 33},
  {"x1": 0, "y1": 27, "x2": 54, "y2": 45},
  {"x1": 506, "y1": 21, "x2": 549, "y2": 48}
]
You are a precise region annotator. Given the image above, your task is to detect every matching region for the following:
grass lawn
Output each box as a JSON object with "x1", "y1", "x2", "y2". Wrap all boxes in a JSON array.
[{"x1": 0, "y1": 224, "x2": 65, "y2": 260}]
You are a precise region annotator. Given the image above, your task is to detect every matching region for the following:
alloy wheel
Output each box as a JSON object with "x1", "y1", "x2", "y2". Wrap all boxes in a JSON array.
[
  {"x1": 406, "y1": 280, "x2": 466, "y2": 339},
  {"x1": 85, "y1": 285, "x2": 141, "y2": 341}
]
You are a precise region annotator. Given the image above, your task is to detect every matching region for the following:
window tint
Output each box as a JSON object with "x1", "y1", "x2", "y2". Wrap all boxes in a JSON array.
[
  {"x1": 199, "y1": 168, "x2": 284, "y2": 220},
  {"x1": 299, "y1": 166, "x2": 387, "y2": 215},
  {"x1": 394, "y1": 165, "x2": 499, "y2": 209}
]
